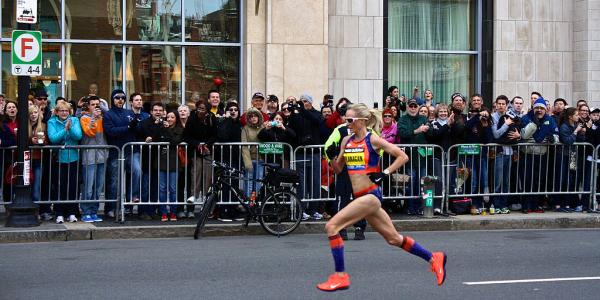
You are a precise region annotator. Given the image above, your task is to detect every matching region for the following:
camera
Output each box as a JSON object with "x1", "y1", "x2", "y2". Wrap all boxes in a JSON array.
[
  {"x1": 156, "y1": 118, "x2": 164, "y2": 124},
  {"x1": 505, "y1": 110, "x2": 517, "y2": 120},
  {"x1": 269, "y1": 121, "x2": 278, "y2": 127}
]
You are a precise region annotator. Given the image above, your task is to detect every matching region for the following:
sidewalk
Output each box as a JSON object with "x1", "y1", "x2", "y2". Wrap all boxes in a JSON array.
[{"x1": 2, "y1": 211, "x2": 600, "y2": 243}]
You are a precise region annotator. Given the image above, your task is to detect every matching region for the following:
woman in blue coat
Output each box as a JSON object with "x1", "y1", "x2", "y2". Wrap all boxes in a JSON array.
[{"x1": 47, "y1": 102, "x2": 83, "y2": 223}]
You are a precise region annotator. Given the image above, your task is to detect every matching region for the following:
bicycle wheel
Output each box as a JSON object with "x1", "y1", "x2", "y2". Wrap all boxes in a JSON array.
[
  {"x1": 193, "y1": 192, "x2": 217, "y2": 239},
  {"x1": 258, "y1": 190, "x2": 303, "y2": 236}
]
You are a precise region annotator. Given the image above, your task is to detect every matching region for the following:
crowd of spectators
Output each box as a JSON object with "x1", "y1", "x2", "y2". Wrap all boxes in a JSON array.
[{"x1": 0, "y1": 84, "x2": 598, "y2": 225}]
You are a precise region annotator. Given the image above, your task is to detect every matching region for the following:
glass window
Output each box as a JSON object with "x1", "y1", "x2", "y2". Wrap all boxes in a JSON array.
[
  {"x1": 2, "y1": 43, "x2": 62, "y2": 100},
  {"x1": 2, "y1": 0, "x2": 61, "y2": 39},
  {"x1": 185, "y1": 0, "x2": 239, "y2": 42},
  {"x1": 126, "y1": 0, "x2": 182, "y2": 41},
  {"x1": 65, "y1": 0, "x2": 123, "y2": 40},
  {"x1": 388, "y1": 53, "x2": 475, "y2": 104},
  {"x1": 126, "y1": 45, "x2": 181, "y2": 105},
  {"x1": 388, "y1": 0, "x2": 475, "y2": 51},
  {"x1": 185, "y1": 46, "x2": 239, "y2": 106},
  {"x1": 65, "y1": 44, "x2": 123, "y2": 101}
]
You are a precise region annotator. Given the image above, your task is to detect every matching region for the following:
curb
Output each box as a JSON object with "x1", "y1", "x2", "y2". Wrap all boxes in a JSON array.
[{"x1": 2, "y1": 215, "x2": 600, "y2": 243}]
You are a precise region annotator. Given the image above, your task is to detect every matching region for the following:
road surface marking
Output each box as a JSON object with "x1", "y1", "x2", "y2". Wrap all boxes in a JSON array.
[{"x1": 463, "y1": 277, "x2": 600, "y2": 285}]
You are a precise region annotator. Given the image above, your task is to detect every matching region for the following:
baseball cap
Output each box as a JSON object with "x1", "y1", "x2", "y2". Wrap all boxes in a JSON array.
[
  {"x1": 252, "y1": 92, "x2": 265, "y2": 99},
  {"x1": 407, "y1": 99, "x2": 418, "y2": 106},
  {"x1": 591, "y1": 107, "x2": 600, "y2": 113}
]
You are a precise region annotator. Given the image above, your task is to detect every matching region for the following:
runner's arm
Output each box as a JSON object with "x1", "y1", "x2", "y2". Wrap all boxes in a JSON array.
[{"x1": 370, "y1": 134, "x2": 408, "y2": 173}]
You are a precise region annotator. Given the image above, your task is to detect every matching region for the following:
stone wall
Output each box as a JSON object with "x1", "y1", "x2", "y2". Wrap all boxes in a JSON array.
[
  {"x1": 328, "y1": 0, "x2": 384, "y2": 107},
  {"x1": 573, "y1": 0, "x2": 600, "y2": 105},
  {"x1": 494, "y1": 0, "x2": 574, "y2": 108},
  {"x1": 244, "y1": 0, "x2": 328, "y2": 107}
]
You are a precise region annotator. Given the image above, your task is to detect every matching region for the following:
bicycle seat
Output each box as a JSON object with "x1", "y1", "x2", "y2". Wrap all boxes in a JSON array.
[{"x1": 263, "y1": 163, "x2": 281, "y2": 170}]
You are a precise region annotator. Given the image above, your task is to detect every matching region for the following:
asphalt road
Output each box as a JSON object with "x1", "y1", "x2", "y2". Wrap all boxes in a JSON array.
[{"x1": 1, "y1": 229, "x2": 600, "y2": 300}]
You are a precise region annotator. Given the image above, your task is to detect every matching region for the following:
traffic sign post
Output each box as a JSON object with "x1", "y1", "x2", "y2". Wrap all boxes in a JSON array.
[
  {"x1": 16, "y1": 0, "x2": 38, "y2": 24},
  {"x1": 11, "y1": 30, "x2": 42, "y2": 76},
  {"x1": 6, "y1": 25, "x2": 39, "y2": 227}
]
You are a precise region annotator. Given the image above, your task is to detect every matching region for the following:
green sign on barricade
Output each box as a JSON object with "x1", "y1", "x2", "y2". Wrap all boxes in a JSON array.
[
  {"x1": 259, "y1": 143, "x2": 284, "y2": 154},
  {"x1": 457, "y1": 144, "x2": 481, "y2": 155}
]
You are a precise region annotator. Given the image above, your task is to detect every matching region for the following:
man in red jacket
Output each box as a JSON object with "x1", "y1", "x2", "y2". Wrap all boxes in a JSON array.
[{"x1": 240, "y1": 92, "x2": 269, "y2": 126}]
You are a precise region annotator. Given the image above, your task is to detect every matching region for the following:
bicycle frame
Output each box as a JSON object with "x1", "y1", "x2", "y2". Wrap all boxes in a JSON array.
[{"x1": 211, "y1": 171, "x2": 278, "y2": 220}]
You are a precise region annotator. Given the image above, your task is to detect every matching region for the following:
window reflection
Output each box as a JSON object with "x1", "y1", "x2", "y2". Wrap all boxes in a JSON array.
[
  {"x1": 185, "y1": 0, "x2": 238, "y2": 42},
  {"x1": 388, "y1": 53, "x2": 474, "y2": 104},
  {"x1": 65, "y1": 44, "x2": 123, "y2": 101},
  {"x1": 127, "y1": 0, "x2": 182, "y2": 41},
  {"x1": 2, "y1": 0, "x2": 61, "y2": 38},
  {"x1": 185, "y1": 46, "x2": 238, "y2": 104},
  {"x1": 127, "y1": 45, "x2": 181, "y2": 105},
  {"x1": 2, "y1": 44, "x2": 62, "y2": 100},
  {"x1": 65, "y1": 0, "x2": 124, "y2": 39}
]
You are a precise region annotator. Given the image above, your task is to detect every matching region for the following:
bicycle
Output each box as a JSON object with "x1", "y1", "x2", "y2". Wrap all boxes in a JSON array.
[{"x1": 194, "y1": 159, "x2": 303, "y2": 239}]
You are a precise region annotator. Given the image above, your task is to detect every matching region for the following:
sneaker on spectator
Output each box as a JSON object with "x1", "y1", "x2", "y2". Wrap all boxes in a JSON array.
[
  {"x1": 92, "y1": 214, "x2": 103, "y2": 222},
  {"x1": 82, "y1": 215, "x2": 94, "y2": 223},
  {"x1": 186, "y1": 196, "x2": 196, "y2": 204},
  {"x1": 217, "y1": 217, "x2": 233, "y2": 222},
  {"x1": 354, "y1": 227, "x2": 365, "y2": 240},
  {"x1": 434, "y1": 208, "x2": 442, "y2": 215},
  {"x1": 177, "y1": 211, "x2": 186, "y2": 219},
  {"x1": 41, "y1": 212, "x2": 53, "y2": 221},
  {"x1": 187, "y1": 212, "x2": 196, "y2": 219},
  {"x1": 574, "y1": 205, "x2": 583, "y2": 212},
  {"x1": 68, "y1": 215, "x2": 78, "y2": 223},
  {"x1": 302, "y1": 212, "x2": 311, "y2": 221},
  {"x1": 107, "y1": 210, "x2": 115, "y2": 218},
  {"x1": 313, "y1": 212, "x2": 323, "y2": 220},
  {"x1": 56, "y1": 216, "x2": 64, "y2": 224},
  {"x1": 169, "y1": 213, "x2": 177, "y2": 222},
  {"x1": 132, "y1": 197, "x2": 140, "y2": 203},
  {"x1": 500, "y1": 207, "x2": 510, "y2": 214},
  {"x1": 161, "y1": 214, "x2": 168, "y2": 222}
]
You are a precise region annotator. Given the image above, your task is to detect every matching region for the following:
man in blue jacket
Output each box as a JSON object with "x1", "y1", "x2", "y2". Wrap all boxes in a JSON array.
[
  {"x1": 103, "y1": 89, "x2": 139, "y2": 218},
  {"x1": 519, "y1": 97, "x2": 558, "y2": 213}
]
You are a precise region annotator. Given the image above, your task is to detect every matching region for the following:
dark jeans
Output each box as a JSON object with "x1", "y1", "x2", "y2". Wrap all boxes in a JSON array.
[
  {"x1": 53, "y1": 162, "x2": 80, "y2": 217},
  {"x1": 520, "y1": 153, "x2": 547, "y2": 211}
]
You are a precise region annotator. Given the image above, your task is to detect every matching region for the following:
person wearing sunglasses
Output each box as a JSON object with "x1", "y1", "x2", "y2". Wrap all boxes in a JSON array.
[
  {"x1": 317, "y1": 103, "x2": 447, "y2": 291},
  {"x1": 212, "y1": 102, "x2": 244, "y2": 221}
]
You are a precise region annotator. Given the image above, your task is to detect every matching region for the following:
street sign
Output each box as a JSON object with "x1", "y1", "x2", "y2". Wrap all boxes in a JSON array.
[
  {"x1": 11, "y1": 30, "x2": 42, "y2": 76},
  {"x1": 16, "y1": 0, "x2": 37, "y2": 24}
]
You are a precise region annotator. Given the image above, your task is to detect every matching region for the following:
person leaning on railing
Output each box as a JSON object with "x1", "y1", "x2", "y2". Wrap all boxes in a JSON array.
[
  {"x1": 556, "y1": 107, "x2": 587, "y2": 212},
  {"x1": 519, "y1": 97, "x2": 559, "y2": 213},
  {"x1": 47, "y1": 101, "x2": 83, "y2": 224},
  {"x1": 585, "y1": 107, "x2": 600, "y2": 211},
  {"x1": 79, "y1": 96, "x2": 108, "y2": 223}
]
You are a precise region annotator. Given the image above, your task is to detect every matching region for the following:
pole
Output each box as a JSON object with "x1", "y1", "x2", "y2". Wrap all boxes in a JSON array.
[{"x1": 5, "y1": 22, "x2": 39, "y2": 227}]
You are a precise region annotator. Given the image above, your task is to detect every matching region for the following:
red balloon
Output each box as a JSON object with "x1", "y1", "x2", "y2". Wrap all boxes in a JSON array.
[{"x1": 213, "y1": 77, "x2": 223, "y2": 86}]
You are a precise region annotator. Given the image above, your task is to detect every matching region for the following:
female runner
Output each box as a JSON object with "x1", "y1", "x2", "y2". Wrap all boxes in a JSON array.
[{"x1": 317, "y1": 103, "x2": 447, "y2": 291}]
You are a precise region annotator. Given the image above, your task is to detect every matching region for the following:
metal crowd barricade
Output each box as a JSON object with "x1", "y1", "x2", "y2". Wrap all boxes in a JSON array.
[
  {"x1": 29, "y1": 145, "x2": 120, "y2": 217},
  {"x1": 211, "y1": 142, "x2": 294, "y2": 204},
  {"x1": 293, "y1": 145, "x2": 335, "y2": 202},
  {"x1": 445, "y1": 142, "x2": 595, "y2": 213},
  {"x1": 0, "y1": 146, "x2": 17, "y2": 205},
  {"x1": 292, "y1": 144, "x2": 445, "y2": 210},
  {"x1": 120, "y1": 142, "x2": 187, "y2": 221},
  {"x1": 381, "y1": 144, "x2": 446, "y2": 210}
]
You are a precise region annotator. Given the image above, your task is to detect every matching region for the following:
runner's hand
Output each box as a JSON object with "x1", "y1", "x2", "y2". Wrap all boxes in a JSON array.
[{"x1": 368, "y1": 172, "x2": 385, "y2": 186}]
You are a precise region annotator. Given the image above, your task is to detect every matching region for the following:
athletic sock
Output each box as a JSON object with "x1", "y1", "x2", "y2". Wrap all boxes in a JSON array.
[
  {"x1": 329, "y1": 234, "x2": 345, "y2": 272},
  {"x1": 400, "y1": 236, "x2": 433, "y2": 262}
]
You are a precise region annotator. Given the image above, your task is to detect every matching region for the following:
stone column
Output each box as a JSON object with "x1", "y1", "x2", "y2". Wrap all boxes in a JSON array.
[
  {"x1": 245, "y1": 0, "x2": 328, "y2": 107},
  {"x1": 328, "y1": 0, "x2": 384, "y2": 107}
]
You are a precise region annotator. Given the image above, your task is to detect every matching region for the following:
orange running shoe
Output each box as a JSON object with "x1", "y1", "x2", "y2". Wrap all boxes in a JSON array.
[
  {"x1": 431, "y1": 252, "x2": 447, "y2": 286},
  {"x1": 316, "y1": 273, "x2": 350, "y2": 291}
]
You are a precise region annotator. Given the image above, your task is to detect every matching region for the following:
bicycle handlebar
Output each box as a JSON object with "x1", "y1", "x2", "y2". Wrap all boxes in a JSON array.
[{"x1": 202, "y1": 157, "x2": 244, "y2": 177}]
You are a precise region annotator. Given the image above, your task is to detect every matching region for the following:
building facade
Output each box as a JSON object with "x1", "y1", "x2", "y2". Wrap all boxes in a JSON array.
[{"x1": 1, "y1": 0, "x2": 598, "y2": 108}]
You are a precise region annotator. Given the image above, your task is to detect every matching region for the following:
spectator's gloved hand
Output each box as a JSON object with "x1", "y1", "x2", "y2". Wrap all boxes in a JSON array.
[
  {"x1": 128, "y1": 118, "x2": 138, "y2": 130},
  {"x1": 368, "y1": 172, "x2": 386, "y2": 186},
  {"x1": 326, "y1": 144, "x2": 340, "y2": 160}
]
